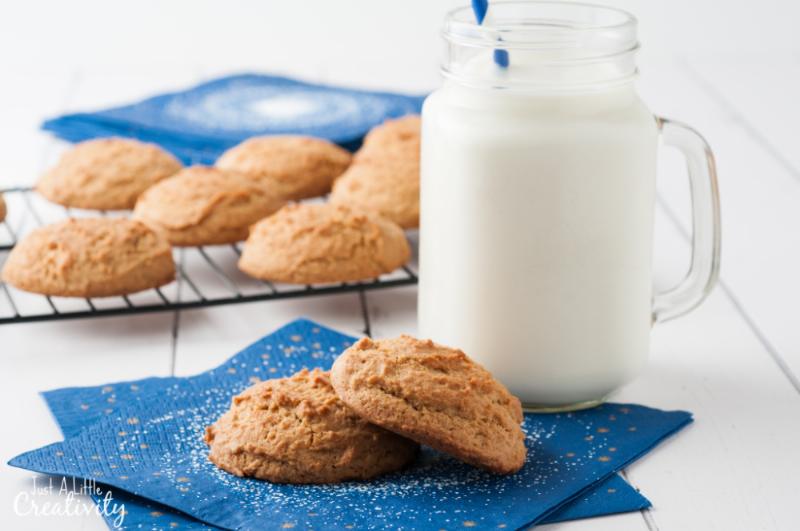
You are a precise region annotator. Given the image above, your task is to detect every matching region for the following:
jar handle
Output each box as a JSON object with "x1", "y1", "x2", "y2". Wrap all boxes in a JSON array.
[{"x1": 652, "y1": 117, "x2": 721, "y2": 323}]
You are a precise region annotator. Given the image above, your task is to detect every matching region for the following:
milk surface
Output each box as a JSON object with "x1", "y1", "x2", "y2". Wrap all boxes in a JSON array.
[{"x1": 419, "y1": 60, "x2": 659, "y2": 407}]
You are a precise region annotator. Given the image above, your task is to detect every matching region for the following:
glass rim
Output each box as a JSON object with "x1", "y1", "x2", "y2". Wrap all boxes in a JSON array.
[{"x1": 443, "y1": 1, "x2": 638, "y2": 51}]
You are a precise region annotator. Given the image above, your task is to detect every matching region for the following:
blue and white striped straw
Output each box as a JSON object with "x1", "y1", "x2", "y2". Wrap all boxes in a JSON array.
[{"x1": 471, "y1": 0, "x2": 510, "y2": 67}]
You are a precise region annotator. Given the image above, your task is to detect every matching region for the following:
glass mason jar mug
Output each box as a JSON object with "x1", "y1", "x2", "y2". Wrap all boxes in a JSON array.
[{"x1": 418, "y1": 1, "x2": 721, "y2": 411}]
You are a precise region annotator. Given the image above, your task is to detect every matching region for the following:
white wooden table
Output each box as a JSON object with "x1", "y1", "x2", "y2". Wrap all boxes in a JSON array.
[{"x1": 2, "y1": 1, "x2": 799, "y2": 529}]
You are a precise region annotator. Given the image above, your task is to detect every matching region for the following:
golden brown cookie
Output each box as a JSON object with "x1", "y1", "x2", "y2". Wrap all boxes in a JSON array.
[
  {"x1": 204, "y1": 368, "x2": 418, "y2": 484},
  {"x1": 331, "y1": 336, "x2": 527, "y2": 474},
  {"x1": 215, "y1": 136, "x2": 352, "y2": 201},
  {"x1": 330, "y1": 115, "x2": 420, "y2": 228},
  {"x1": 37, "y1": 138, "x2": 182, "y2": 210},
  {"x1": 238, "y1": 203, "x2": 410, "y2": 284},
  {"x1": 330, "y1": 158, "x2": 419, "y2": 229},
  {"x1": 0, "y1": 193, "x2": 5, "y2": 222},
  {"x1": 133, "y1": 166, "x2": 285, "y2": 246},
  {"x1": 357, "y1": 114, "x2": 421, "y2": 162},
  {"x1": 1, "y1": 218, "x2": 175, "y2": 297}
]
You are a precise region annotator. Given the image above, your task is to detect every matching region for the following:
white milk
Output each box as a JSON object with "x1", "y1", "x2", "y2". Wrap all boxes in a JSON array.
[
  {"x1": 419, "y1": 60, "x2": 659, "y2": 408},
  {"x1": 419, "y1": 2, "x2": 720, "y2": 410}
]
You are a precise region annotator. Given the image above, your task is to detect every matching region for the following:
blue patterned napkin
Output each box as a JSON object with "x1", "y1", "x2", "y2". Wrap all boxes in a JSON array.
[
  {"x1": 41, "y1": 74, "x2": 425, "y2": 164},
  {"x1": 68, "y1": 474, "x2": 642, "y2": 530},
  {"x1": 11, "y1": 319, "x2": 691, "y2": 530}
]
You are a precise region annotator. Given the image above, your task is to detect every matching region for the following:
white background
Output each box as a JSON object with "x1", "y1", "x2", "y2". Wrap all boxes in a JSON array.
[{"x1": 1, "y1": 1, "x2": 800, "y2": 530}]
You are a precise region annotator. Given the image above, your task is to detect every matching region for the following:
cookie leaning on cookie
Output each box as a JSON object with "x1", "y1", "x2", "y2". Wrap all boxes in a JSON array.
[
  {"x1": 330, "y1": 157, "x2": 419, "y2": 230},
  {"x1": 356, "y1": 114, "x2": 421, "y2": 163},
  {"x1": 1, "y1": 218, "x2": 175, "y2": 298},
  {"x1": 238, "y1": 203, "x2": 410, "y2": 284},
  {"x1": 133, "y1": 166, "x2": 285, "y2": 246},
  {"x1": 216, "y1": 136, "x2": 352, "y2": 201},
  {"x1": 331, "y1": 335, "x2": 527, "y2": 474},
  {"x1": 37, "y1": 138, "x2": 182, "y2": 210},
  {"x1": 330, "y1": 115, "x2": 420, "y2": 229},
  {"x1": 205, "y1": 368, "x2": 418, "y2": 484}
]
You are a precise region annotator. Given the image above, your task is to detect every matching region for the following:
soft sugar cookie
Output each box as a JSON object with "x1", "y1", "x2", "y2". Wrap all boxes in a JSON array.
[
  {"x1": 133, "y1": 166, "x2": 285, "y2": 246},
  {"x1": 216, "y1": 136, "x2": 351, "y2": 201},
  {"x1": 205, "y1": 368, "x2": 418, "y2": 484},
  {"x1": 331, "y1": 335, "x2": 527, "y2": 474},
  {"x1": 1, "y1": 218, "x2": 175, "y2": 297},
  {"x1": 238, "y1": 203, "x2": 410, "y2": 284},
  {"x1": 330, "y1": 115, "x2": 420, "y2": 228},
  {"x1": 37, "y1": 138, "x2": 182, "y2": 210}
]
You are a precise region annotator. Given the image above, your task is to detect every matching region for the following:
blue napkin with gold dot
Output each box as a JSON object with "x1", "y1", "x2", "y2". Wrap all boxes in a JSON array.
[
  {"x1": 10, "y1": 319, "x2": 691, "y2": 530},
  {"x1": 42, "y1": 74, "x2": 425, "y2": 164}
]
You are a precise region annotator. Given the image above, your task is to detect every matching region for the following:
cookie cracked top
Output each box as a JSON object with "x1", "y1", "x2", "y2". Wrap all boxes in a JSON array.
[{"x1": 331, "y1": 335, "x2": 527, "y2": 474}]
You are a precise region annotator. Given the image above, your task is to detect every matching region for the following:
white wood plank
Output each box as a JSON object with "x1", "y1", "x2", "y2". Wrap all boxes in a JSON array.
[
  {"x1": 682, "y1": 55, "x2": 800, "y2": 175},
  {"x1": 0, "y1": 72, "x2": 75, "y2": 189},
  {"x1": 616, "y1": 208, "x2": 800, "y2": 531},
  {"x1": 3, "y1": 1, "x2": 800, "y2": 77},
  {"x1": 536, "y1": 512, "x2": 647, "y2": 531},
  {"x1": 638, "y1": 59, "x2": 800, "y2": 387},
  {"x1": 61, "y1": 68, "x2": 201, "y2": 111}
]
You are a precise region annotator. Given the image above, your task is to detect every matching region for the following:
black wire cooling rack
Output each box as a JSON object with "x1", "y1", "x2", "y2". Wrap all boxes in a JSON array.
[{"x1": 0, "y1": 187, "x2": 418, "y2": 325}]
